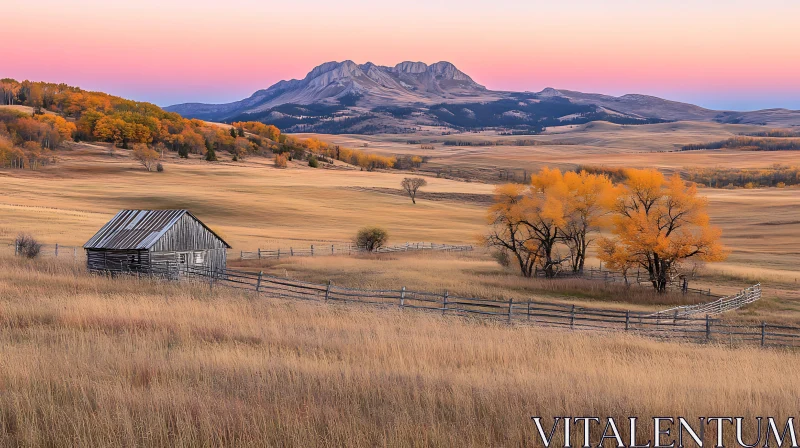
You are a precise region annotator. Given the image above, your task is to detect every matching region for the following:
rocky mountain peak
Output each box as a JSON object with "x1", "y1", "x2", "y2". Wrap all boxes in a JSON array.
[{"x1": 393, "y1": 61, "x2": 429, "y2": 74}]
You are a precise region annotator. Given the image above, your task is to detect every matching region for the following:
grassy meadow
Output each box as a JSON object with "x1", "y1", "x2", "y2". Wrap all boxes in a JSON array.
[
  {"x1": 1, "y1": 256, "x2": 799, "y2": 447},
  {"x1": 0, "y1": 133, "x2": 798, "y2": 317},
  {"x1": 1, "y1": 122, "x2": 800, "y2": 445}
]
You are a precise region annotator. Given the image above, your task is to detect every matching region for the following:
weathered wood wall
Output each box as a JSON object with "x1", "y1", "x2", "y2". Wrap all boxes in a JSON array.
[
  {"x1": 148, "y1": 214, "x2": 227, "y2": 273},
  {"x1": 86, "y1": 249, "x2": 150, "y2": 271}
]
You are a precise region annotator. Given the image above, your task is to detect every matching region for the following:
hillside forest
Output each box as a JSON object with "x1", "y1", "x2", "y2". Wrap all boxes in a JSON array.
[{"x1": 0, "y1": 79, "x2": 397, "y2": 171}]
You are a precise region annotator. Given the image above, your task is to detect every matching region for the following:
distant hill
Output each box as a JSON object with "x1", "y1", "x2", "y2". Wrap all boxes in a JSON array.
[{"x1": 166, "y1": 60, "x2": 800, "y2": 134}]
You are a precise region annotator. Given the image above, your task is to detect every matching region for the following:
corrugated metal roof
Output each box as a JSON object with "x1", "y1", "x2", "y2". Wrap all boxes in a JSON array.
[{"x1": 84, "y1": 210, "x2": 230, "y2": 250}]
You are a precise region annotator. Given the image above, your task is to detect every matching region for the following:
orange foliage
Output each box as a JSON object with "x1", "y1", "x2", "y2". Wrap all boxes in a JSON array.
[{"x1": 598, "y1": 169, "x2": 728, "y2": 291}]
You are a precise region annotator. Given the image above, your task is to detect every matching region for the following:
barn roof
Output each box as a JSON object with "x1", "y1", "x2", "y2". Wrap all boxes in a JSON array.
[{"x1": 84, "y1": 209, "x2": 231, "y2": 250}]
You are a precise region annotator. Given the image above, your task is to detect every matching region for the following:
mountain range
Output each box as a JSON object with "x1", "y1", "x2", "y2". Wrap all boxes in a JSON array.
[{"x1": 166, "y1": 61, "x2": 800, "y2": 134}]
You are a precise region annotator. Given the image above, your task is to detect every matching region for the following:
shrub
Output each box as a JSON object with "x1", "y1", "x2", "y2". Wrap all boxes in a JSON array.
[
  {"x1": 355, "y1": 227, "x2": 389, "y2": 252},
  {"x1": 156, "y1": 163, "x2": 164, "y2": 172},
  {"x1": 308, "y1": 156, "x2": 319, "y2": 168},
  {"x1": 15, "y1": 233, "x2": 42, "y2": 258},
  {"x1": 274, "y1": 154, "x2": 288, "y2": 168},
  {"x1": 491, "y1": 249, "x2": 511, "y2": 267}
]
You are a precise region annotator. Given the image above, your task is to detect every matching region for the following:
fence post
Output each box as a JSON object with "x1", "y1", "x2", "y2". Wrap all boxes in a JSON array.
[
  {"x1": 325, "y1": 280, "x2": 331, "y2": 301},
  {"x1": 570, "y1": 305, "x2": 576, "y2": 330},
  {"x1": 277, "y1": 248, "x2": 281, "y2": 259},
  {"x1": 442, "y1": 291, "x2": 448, "y2": 315},
  {"x1": 258, "y1": 248, "x2": 262, "y2": 259},
  {"x1": 400, "y1": 286, "x2": 406, "y2": 308},
  {"x1": 705, "y1": 314, "x2": 711, "y2": 341},
  {"x1": 508, "y1": 298, "x2": 514, "y2": 324},
  {"x1": 527, "y1": 299, "x2": 531, "y2": 321},
  {"x1": 311, "y1": 245, "x2": 314, "y2": 256},
  {"x1": 14, "y1": 241, "x2": 18, "y2": 256},
  {"x1": 55, "y1": 243, "x2": 59, "y2": 257},
  {"x1": 332, "y1": 244, "x2": 335, "y2": 255},
  {"x1": 240, "y1": 250, "x2": 243, "y2": 260},
  {"x1": 761, "y1": 322, "x2": 766, "y2": 347},
  {"x1": 625, "y1": 310, "x2": 630, "y2": 331},
  {"x1": 256, "y1": 271, "x2": 263, "y2": 293},
  {"x1": 290, "y1": 247, "x2": 294, "y2": 256},
  {"x1": 73, "y1": 246, "x2": 77, "y2": 259}
]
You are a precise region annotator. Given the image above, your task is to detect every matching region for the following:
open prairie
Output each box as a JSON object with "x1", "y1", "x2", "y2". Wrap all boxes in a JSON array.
[
  {"x1": 298, "y1": 121, "x2": 800, "y2": 179},
  {"x1": 1, "y1": 135, "x2": 799, "y2": 319},
  {"x1": 1, "y1": 256, "x2": 799, "y2": 447}
]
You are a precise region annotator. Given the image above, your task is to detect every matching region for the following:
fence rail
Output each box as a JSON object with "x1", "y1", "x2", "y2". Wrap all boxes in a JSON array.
[
  {"x1": 92, "y1": 263, "x2": 794, "y2": 349},
  {"x1": 238, "y1": 242, "x2": 473, "y2": 260}
]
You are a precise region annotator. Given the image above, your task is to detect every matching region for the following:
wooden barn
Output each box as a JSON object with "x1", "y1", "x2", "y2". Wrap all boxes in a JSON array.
[{"x1": 84, "y1": 209, "x2": 230, "y2": 274}]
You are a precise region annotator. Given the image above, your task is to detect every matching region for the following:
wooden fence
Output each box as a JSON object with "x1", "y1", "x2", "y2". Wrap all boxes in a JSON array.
[
  {"x1": 649, "y1": 284, "x2": 761, "y2": 318},
  {"x1": 238, "y1": 242, "x2": 474, "y2": 260},
  {"x1": 92, "y1": 263, "x2": 796, "y2": 349},
  {"x1": 9, "y1": 243, "x2": 83, "y2": 259},
  {"x1": 5, "y1": 241, "x2": 473, "y2": 262}
]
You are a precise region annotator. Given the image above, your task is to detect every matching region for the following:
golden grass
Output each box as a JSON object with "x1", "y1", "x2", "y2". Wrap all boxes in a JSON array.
[
  {"x1": 1, "y1": 140, "x2": 797, "y2": 319},
  {"x1": 1, "y1": 256, "x2": 799, "y2": 447},
  {"x1": 234, "y1": 251, "x2": 717, "y2": 311}
]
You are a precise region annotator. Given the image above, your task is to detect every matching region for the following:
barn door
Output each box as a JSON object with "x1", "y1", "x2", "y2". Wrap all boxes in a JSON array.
[{"x1": 178, "y1": 252, "x2": 190, "y2": 273}]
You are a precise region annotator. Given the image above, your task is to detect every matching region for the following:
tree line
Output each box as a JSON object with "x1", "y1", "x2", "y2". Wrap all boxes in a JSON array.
[
  {"x1": 686, "y1": 165, "x2": 800, "y2": 188},
  {"x1": 1, "y1": 79, "x2": 429, "y2": 173},
  {"x1": 682, "y1": 137, "x2": 800, "y2": 151},
  {"x1": 279, "y1": 136, "x2": 403, "y2": 171},
  {"x1": 485, "y1": 168, "x2": 727, "y2": 292},
  {"x1": 0, "y1": 78, "x2": 286, "y2": 169}
]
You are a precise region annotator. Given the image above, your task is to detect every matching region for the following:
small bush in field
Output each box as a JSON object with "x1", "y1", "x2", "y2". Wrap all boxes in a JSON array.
[
  {"x1": 308, "y1": 156, "x2": 319, "y2": 168},
  {"x1": 15, "y1": 233, "x2": 42, "y2": 259},
  {"x1": 355, "y1": 227, "x2": 388, "y2": 252},
  {"x1": 491, "y1": 249, "x2": 511, "y2": 267},
  {"x1": 156, "y1": 163, "x2": 164, "y2": 172},
  {"x1": 275, "y1": 154, "x2": 288, "y2": 168}
]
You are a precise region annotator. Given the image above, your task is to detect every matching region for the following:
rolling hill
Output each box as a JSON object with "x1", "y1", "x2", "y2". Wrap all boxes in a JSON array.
[{"x1": 166, "y1": 60, "x2": 800, "y2": 134}]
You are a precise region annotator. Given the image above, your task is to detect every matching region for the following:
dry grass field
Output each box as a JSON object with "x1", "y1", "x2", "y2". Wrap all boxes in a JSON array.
[
  {"x1": 2, "y1": 256, "x2": 799, "y2": 447},
  {"x1": 298, "y1": 121, "x2": 800, "y2": 178},
  {"x1": 1, "y1": 135, "x2": 798, "y2": 315},
  {"x1": 2, "y1": 122, "x2": 800, "y2": 445}
]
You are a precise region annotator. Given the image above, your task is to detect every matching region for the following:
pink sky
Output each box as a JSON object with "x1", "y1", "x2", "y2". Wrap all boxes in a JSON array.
[{"x1": 3, "y1": 0, "x2": 799, "y2": 110}]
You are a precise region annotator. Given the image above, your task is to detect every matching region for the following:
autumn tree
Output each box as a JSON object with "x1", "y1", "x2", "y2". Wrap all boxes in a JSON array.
[
  {"x1": 598, "y1": 169, "x2": 727, "y2": 292},
  {"x1": 485, "y1": 168, "x2": 615, "y2": 278},
  {"x1": 525, "y1": 168, "x2": 571, "y2": 277},
  {"x1": 133, "y1": 144, "x2": 161, "y2": 172},
  {"x1": 401, "y1": 177, "x2": 427, "y2": 204},
  {"x1": 560, "y1": 170, "x2": 616, "y2": 273},
  {"x1": 485, "y1": 184, "x2": 541, "y2": 277}
]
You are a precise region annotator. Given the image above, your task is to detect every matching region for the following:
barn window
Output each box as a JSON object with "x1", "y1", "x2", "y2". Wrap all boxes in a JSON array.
[
  {"x1": 179, "y1": 253, "x2": 187, "y2": 264},
  {"x1": 194, "y1": 252, "x2": 204, "y2": 264}
]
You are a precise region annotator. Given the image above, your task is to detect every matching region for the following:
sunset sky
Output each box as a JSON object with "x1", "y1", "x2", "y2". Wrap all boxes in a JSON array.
[{"x1": 3, "y1": 0, "x2": 798, "y2": 110}]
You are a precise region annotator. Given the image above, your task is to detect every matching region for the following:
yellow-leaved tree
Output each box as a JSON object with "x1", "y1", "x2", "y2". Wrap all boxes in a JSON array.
[
  {"x1": 598, "y1": 168, "x2": 727, "y2": 292},
  {"x1": 485, "y1": 168, "x2": 615, "y2": 277},
  {"x1": 561, "y1": 170, "x2": 616, "y2": 273}
]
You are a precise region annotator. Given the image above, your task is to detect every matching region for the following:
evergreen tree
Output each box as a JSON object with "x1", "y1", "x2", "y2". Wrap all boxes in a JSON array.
[
  {"x1": 237, "y1": 127, "x2": 244, "y2": 137},
  {"x1": 178, "y1": 144, "x2": 189, "y2": 159},
  {"x1": 204, "y1": 139, "x2": 217, "y2": 161},
  {"x1": 230, "y1": 128, "x2": 237, "y2": 139}
]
